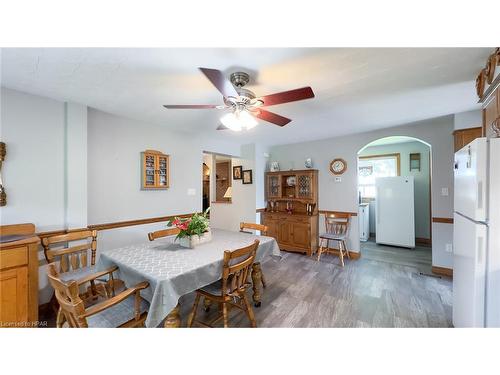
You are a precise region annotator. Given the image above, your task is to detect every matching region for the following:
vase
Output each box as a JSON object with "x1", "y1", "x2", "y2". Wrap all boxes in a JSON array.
[{"x1": 178, "y1": 229, "x2": 212, "y2": 248}]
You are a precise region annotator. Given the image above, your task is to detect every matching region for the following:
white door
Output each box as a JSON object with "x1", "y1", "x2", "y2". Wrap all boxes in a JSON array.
[
  {"x1": 375, "y1": 176, "x2": 415, "y2": 248},
  {"x1": 454, "y1": 137, "x2": 487, "y2": 222},
  {"x1": 453, "y1": 212, "x2": 487, "y2": 327}
]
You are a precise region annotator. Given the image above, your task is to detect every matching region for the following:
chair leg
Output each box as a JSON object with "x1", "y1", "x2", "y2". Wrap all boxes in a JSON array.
[
  {"x1": 187, "y1": 294, "x2": 201, "y2": 328},
  {"x1": 317, "y1": 239, "x2": 324, "y2": 261},
  {"x1": 338, "y1": 241, "x2": 345, "y2": 267},
  {"x1": 344, "y1": 240, "x2": 351, "y2": 259},
  {"x1": 56, "y1": 307, "x2": 66, "y2": 328},
  {"x1": 222, "y1": 302, "x2": 229, "y2": 328},
  {"x1": 241, "y1": 292, "x2": 257, "y2": 328}
]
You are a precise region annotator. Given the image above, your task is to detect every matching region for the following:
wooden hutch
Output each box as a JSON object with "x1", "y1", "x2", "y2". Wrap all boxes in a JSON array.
[{"x1": 261, "y1": 169, "x2": 318, "y2": 256}]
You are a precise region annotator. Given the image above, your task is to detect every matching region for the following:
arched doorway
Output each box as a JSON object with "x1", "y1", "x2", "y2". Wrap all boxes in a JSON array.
[{"x1": 357, "y1": 136, "x2": 433, "y2": 273}]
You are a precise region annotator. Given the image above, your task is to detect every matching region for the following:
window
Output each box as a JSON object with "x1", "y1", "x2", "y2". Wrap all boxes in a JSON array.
[{"x1": 358, "y1": 153, "x2": 400, "y2": 199}]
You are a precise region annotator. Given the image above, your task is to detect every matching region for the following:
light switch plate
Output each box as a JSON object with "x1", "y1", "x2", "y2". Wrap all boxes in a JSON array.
[
  {"x1": 441, "y1": 187, "x2": 449, "y2": 196},
  {"x1": 187, "y1": 188, "x2": 196, "y2": 196}
]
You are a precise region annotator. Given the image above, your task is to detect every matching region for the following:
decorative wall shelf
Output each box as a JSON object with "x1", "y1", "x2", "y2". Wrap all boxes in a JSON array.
[{"x1": 141, "y1": 150, "x2": 170, "y2": 190}]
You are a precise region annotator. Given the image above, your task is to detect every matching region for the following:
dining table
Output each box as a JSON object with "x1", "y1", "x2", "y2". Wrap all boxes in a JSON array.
[{"x1": 97, "y1": 228, "x2": 281, "y2": 328}]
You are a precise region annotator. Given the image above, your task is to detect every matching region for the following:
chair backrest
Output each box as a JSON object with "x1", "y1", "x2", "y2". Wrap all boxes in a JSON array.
[
  {"x1": 42, "y1": 229, "x2": 98, "y2": 273},
  {"x1": 239, "y1": 222, "x2": 268, "y2": 235},
  {"x1": 222, "y1": 240, "x2": 259, "y2": 297},
  {"x1": 324, "y1": 213, "x2": 350, "y2": 237},
  {"x1": 46, "y1": 263, "x2": 88, "y2": 328},
  {"x1": 148, "y1": 227, "x2": 180, "y2": 241}
]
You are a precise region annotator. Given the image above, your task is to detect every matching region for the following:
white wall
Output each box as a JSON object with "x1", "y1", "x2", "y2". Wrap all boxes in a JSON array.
[
  {"x1": 454, "y1": 109, "x2": 482, "y2": 130},
  {"x1": 0, "y1": 88, "x2": 88, "y2": 303},
  {"x1": 1, "y1": 88, "x2": 66, "y2": 230},
  {"x1": 359, "y1": 140, "x2": 431, "y2": 239},
  {"x1": 269, "y1": 116, "x2": 455, "y2": 268}
]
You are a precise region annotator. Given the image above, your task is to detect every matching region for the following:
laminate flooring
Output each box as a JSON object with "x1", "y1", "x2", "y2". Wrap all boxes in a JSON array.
[
  {"x1": 41, "y1": 247, "x2": 452, "y2": 328},
  {"x1": 175, "y1": 249, "x2": 453, "y2": 328},
  {"x1": 360, "y1": 239, "x2": 433, "y2": 274}
]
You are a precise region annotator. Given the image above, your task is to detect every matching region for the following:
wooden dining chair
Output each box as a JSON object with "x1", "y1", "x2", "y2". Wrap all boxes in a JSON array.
[
  {"x1": 187, "y1": 240, "x2": 259, "y2": 328},
  {"x1": 46, "y1": 263, "x2": 149, "y2": 328},
  {"x1": 147, "y1": 227, "x2": 180, "y2": 241},
  {"x1": 42, "y1": 229, "x2": 119, "y2": 326},
  {"x1": 316, "y1": 213, "x2": 351, "y2": 267},
  {"x1": 239, "y1": 222, "x2": 268, "y2": 289}
]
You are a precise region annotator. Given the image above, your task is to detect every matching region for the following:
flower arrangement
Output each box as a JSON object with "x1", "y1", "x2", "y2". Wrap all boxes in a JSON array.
[{"x1": 168, "y1": 208, "x2": 210, "y2": 241}]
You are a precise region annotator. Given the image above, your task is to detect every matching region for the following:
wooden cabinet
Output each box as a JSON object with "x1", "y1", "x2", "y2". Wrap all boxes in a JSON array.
[
  {"x1": 262, "y1": 170, "x2": 319, "y2": 256},
  {"x1": 141, "y1": 150, "x2": 170, "y2": 189},
  {"x1": 453, "y1": 127, "x2": 483, "y2": 152},
  {"x1": 0, "y1": 224, "x2": 39, "y2": 328},
  {"x1": 262, "y1": 212, "x2": 318, "y2": 256}
]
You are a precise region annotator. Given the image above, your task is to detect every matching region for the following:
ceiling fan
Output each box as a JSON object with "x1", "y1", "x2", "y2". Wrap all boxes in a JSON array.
[{"x1": 163, "y1": 68, "x2": 315, "y2": 131}]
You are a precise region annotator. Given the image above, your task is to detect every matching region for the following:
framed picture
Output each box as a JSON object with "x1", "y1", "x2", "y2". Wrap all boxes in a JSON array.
[
  {"x1": 242, "y1": 169, "x2": 253, "y2": 184},
  {"x1": 233, "y1": 165, "x2": 243, "y2": 180}
]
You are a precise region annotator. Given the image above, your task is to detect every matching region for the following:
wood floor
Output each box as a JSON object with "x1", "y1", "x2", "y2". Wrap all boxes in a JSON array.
[
  {"x1": 41, "y1": 247, "x2": 453, "y2": 328},
  {"x1": 360, "y1": 239, "x2": 433, "y2": 274},
  {"x1": 176, "y1": 249, "x2": 453, "y2": 328}
]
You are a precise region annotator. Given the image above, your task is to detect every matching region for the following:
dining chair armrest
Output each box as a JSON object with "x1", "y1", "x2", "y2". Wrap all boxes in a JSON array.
[
  {"x1": 76, "y1": 265, "x2": 119, "y2": 285},
  {"x1": 81, "y1": 281, "x2": 149, "y2": 318}
]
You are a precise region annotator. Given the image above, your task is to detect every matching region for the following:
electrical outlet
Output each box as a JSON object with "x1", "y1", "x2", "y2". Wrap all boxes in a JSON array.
[
  {"x1": 187, "y1": 188, "x2": 196, "y2": 196},
  {"x1": 441, "y1": 187, "x2": 449, "y2": 196},
  {"x1": 335, "y1": 177, "x2": 342, "y2": 183},
  {"x1": 445, "y1": 243, "x2": 453, "y2": 253}
]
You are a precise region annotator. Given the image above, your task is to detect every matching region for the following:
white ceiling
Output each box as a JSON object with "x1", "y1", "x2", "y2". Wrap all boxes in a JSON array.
[{"x1": 0, "y1": 48, "x2": 491, "y2": 146}]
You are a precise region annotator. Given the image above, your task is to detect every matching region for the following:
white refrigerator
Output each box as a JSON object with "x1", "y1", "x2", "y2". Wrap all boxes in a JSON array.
[
  {"x1": 453, "y1": 137, "x2": 500, "y2": 327},
  {"x1": 375, "y1": 176, "x2": 415, "y2": 248}
]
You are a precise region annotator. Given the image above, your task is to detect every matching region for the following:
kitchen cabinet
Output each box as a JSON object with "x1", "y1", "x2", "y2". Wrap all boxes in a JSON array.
[{"x1": 453, "y1": 127, "x2": 483, "y2": 152}]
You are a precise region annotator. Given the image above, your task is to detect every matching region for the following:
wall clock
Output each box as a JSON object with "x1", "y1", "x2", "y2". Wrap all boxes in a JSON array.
[{"x1": 329, "y1": 158, "x2": 347, "y2": 175}]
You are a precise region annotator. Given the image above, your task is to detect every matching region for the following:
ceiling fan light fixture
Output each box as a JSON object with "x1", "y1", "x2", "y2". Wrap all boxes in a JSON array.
[
  {"x1": 239, "y1": 110, "x2": 258, "y2": 130},
  {"x1": 220, "y1": 110, "x2": 258, "y2": 131},
  {"x1": 220, "y1": 112, "x2": 242, "y2": 131}
]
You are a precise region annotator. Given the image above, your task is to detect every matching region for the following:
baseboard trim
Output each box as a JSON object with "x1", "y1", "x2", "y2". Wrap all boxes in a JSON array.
[
  {"x1": 319, "y1": 247, "x2": 361, "y2": 260},
  {"x1": 432, "y1": 266, "x2": 453, "y2": 278},
  {"x1": 416, "y1": 237, "x2": 432, "y2": 246}
]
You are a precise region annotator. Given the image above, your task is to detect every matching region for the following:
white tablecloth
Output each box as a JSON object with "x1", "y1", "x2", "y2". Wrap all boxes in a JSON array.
[{"x1": 97, "y1": 228, "x2": 281, "y2": 327}]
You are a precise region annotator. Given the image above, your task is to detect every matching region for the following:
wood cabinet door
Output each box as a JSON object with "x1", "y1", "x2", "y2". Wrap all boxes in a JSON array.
[
  {"x1": 278, "y1": 220, "x2": 293, "y2": 245},
  {"x1": 0, "y1": 266, "x2": 28, "y2": 326},
  {"x1": 266, "y1": 174, "x2": 281, "y2": 199},
  {"x1": 292, "y1": 222, "x2": 310, "y2": 249},
  {"x1": 263, "y1": 217, "x2": 279, "y2": 240},
  {"x1": 296, "y1": 173, "x2": 314, "y2": 200}
]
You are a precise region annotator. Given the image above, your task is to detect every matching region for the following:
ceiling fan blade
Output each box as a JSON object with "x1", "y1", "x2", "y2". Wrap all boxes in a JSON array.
[
  {"x1": 199, "y1": 67, "x2": 239, "y2": 98},
  {"x1": 216, "y1": 124, "x2": 228, "y2": 130},
  {"x1": 258, "y1": 87, "x2": 315, "y2": 107},
  {"x1": 254, "y1": 109, "x2": 291, "y2": 127},
  {"x1": 163, "y1": 104, "x2": 220, "y2": 109}
]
